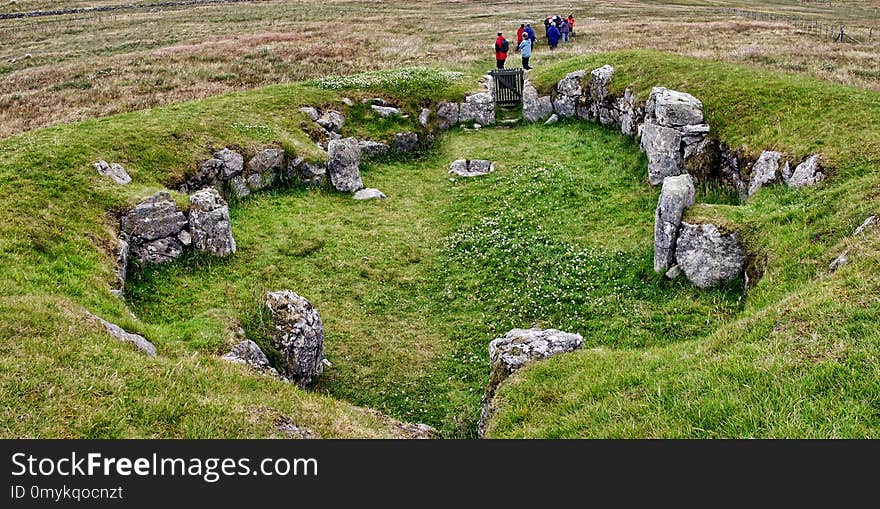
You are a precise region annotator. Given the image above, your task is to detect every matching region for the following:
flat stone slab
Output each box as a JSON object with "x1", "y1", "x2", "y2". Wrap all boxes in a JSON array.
[{"x1": 449, "y1": 159, "x2": 493, "y2": 177}]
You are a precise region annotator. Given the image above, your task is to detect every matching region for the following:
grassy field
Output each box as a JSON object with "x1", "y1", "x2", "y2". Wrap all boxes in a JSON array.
[
  {"x1": 1, "y1": 0, "x2": 879, "y2": 138},
  {"x1": 1, "y1": 48, "x2": 878, "y2": 438}
]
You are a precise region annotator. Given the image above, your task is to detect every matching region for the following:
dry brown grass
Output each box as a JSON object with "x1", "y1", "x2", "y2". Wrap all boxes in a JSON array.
[{"x1": 1, "y1": 0, "x2": 878, "y2": 138}]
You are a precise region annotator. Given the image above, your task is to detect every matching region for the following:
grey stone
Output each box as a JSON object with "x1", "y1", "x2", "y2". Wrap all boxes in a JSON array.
[
  {"x1": 557, "y1": 69, "x2": 586, "y2": 97},
  {"x1": 419, "y1": 108, "x2": 431, "y2": 127},
  {"x1": 649, "y1": 87, "x2": 704, "y2": 127},
  {"x1": 544, "y1": 113, "x2": 559, "y2": 125},
  {"x1": 121, "y1": 191, "x2": 188, "y2": 243},
  {"x1": 113, "y1": 238, "x2": 129, "y2": 290},
  {"x1": 221, "y1": 339, "x2": 277, "y2": 376},
  {"x1": 177, "y1": 229, "x2": 191, "y2": 246},
  {"x1": 353, "y1": 188, "x2": 387, "y2": 200},
  {"x1": 618, "y1": 88, "x2": 641, "y2": 136},
  {"x1": 391, "y1": 132, "x2": 419, "y2": 153},
  {"x1": 654, "y1": 174, "x2": 696, "y2": 272},
  {"x1": 84, "y1": 310, "x2": 157, "y2": 356},
  {"x1": 131, "y1": 236, "x2": 185, "y2": 265},
  {"x1": 247, "y1": 148, "x2": 284, "y2": 183},
  {"x1": 747, "y1": 150, "x2": 782, "y2": 197},
  {"x1": 358, "y1": 140, "x2": 390, "y2": 159},
  {"x1": 449, "y1": 159, "x2": 493, "y2": 177},
  {"x1": 265, "y1": 290, "x2": 325, "y2": 388},
  {"x1": 214, "y1": 148, "x2": 245, "y2": 179},
  {"x1": 588, "y1": 65, "x2": 614, "y2": 118},
  {"x1": 460, "y1": 92, "x2": 494, "y2": 125},
  {"x1": 478, "y1": 328, "x2": 583, "y2": 437},
  {"x1": 298, "y1": 106, "x2": 320, "y2": 121},
  {"x1": 829, "y1": 252, "x2": 848, "y2": 272},
  {"x1": 854, "y1": 216, "x2": 877, "y2": 236},
  {"x1": 552, "y1": 93, "x2": 577, "y2": 118},
  {"x1": 95, "y1": 160, "x2": 132, "y2": 185},
  {"x1": 371, "y1": 97, "x2": 390, "y2": 106},
  {"x1": 341, "y1": 97, "x2": 354, "y2": 106},
  {"x1": 371, "y1": 105, "x2": 402, "y2": 118},
  {"x1": 316, "y1": 110, "x2": 344, "y2": 132},
  {"x1": 522, "y1": 82, "x2": 553, "y2": 123},
  {"x1": 327, "y1": 137, "x2": 363, "y2": 192},
  {"x1": 229, "y1": 175, "x2": 251, "y2": 199},
  {"x1": 436, "y1": 102, "x2": 459, "y2": 129},
  {"x1": 675, "y1": 222, "x2": 746, "y2": 288},
  {"x1": 188, "y1": 187, "x2": 236, "y2": 257},
  {"x1": 641, "y1": 123, "x2": 684, "y2": 186},
  {"x1": 785, "y1": 154, "x2": 824, "y2": 188},
  {"x1": 665, "y1": 265, "x2": 682, "y2": 280},
  {"x1": 718, "y1": 145, "x2": 749, "y2": 202},
  {"x1": 192, "y1": 158, "x2": 223, "y2": 189}
]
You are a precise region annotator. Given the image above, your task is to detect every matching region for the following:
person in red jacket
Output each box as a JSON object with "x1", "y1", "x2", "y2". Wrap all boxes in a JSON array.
[
  {"x1": 567, "y1": 14, "x2": 576, "y2": 36},
  {"x1": 516, "y1": 24, "x2": 525, "y2": 52},
  {"x1": 494, "y1": 32, "x2": 509, "y2": 69}
]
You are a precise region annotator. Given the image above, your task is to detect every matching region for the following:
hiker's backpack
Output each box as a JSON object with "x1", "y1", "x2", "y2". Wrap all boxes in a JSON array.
[{"x1": 500, "y1": 38, "x2": 509, "y2": 53}]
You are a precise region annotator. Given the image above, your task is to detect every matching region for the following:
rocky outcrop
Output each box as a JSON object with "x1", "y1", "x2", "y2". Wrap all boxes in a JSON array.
[
  {"x1": 674, "y1": 222, "x2": 746, "y2": 288},
  {"x1": 327, "y1": 137, "x2": 363, "y2": 192},
  {"x1": 654, "y1": 174, "x2": 695, "y2": 272},
  {"x1": 642, "y1": 87, "x2": 708, "y2": 185},
  {"x1": 436, "y1": 102, "x2": 459, "y2": 129},
  {"x1": 188, "y1": 188, "x2": 236, "y2": 257},
  {"x1": 391, "y1": 132, "x2": 419, "y2": 153},
  {"x1": 784, "y1": 154, "x2": 824, "y2": 188},
  {"x1": 522, "y1": 80, "x2": 553, "y2": 123},
  {"x1": 84, "y1": 310, "x2": 157, "y2": 356},
  {"x1": 221, "y1": 339, "x2": 278, "y2": 376},
  {"x1": 265, "y1": 290, "x2": 325, "y2": 388},
  {"x1": 121, "y1": 191, "x2": 189, "y2": 265},
  {"x1": 215, "y1": 148, "x2": 245, "y2": 179},
  {"x1": 747, "y1": 150, "x2": 784, "y2": 197},
  {"x1": 459, "y1": 92, "x2": 495, "y2": 126},
  {"x1": 95, "y1": 160, "x2": 131, "y2": 185},
  {"x1": 353, "y1": 188, "x2": 386, "y2": 200},
  {"x1": 478, "y1": 328, "x2": 583, "y2": 437},
  {"x1": 449, "y1": 159, "x2": 493, "y2": 178}
]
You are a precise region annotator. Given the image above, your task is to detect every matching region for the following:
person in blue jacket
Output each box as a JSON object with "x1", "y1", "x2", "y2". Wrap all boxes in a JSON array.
[
  {"x1": 547, "y1": 23, "x2": 560, "y2": 49},
  {"x1": 524, "y1": 23, "x2": 536, "y2": 46},
  {"x1": 518, "y1": 35, "x2": 532, "y2": 70}
]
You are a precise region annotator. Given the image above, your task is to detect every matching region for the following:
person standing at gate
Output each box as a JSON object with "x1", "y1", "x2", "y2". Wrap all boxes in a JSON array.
[
  {"x1": 516, "y1": 24, "x2": 525, "y2": 53},
  {"x1": 546, "y1": 22, "x2": 560, "y2": 49},
  {"x1": 494, "y1": 32, "x2": 509, "y2": 69},
  {"x1": 518, "y1": 33, "x2": 532, "y2": 70}
]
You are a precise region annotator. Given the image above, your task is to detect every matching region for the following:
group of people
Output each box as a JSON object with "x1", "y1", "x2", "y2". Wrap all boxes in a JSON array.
[{"x1": 493, "y1": 14, "x2": 576, "y2": 70}]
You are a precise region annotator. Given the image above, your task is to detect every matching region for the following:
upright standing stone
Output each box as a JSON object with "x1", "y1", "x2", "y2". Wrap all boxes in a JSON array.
[
  {"x1": 784, "y1": 154, "x2": 824, "y2": 188},
  {"x1": 641, "y1": 123, "x2": 684, "y2": 185},
  {"x1": 265, "y1": 290, "x2": 325, "y2": 388},
  {"x1": 121, "y1": 191, "x2": 190, "y2": 264},
  {"x1": 327, "y1": 138, "x2": 363, "y2": 192},
  {"x1": 188, "y1": 188, "x2": 236, "y2": 257},
  {"x1": 654, "y1": 174, "x2": 696, "y2": 272},
  {"x1": 747, "y1": 150, "x2": 782, "y2": 197},
  {"x1": 674, "y1": 222, "x2": 746, "y2": 288}
]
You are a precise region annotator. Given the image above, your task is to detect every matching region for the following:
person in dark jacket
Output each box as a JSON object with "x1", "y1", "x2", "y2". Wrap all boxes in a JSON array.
[
  {"x1": 494, "y1": 32, "x2": 508, "y2": 69},
  {"x1": 546, "y1": 23, "x2": 560, "y2": 49},
  {"x1": 561, "y1": 19, "x2": 570, "y2": 43},
  {"x1": 516, "y1": 24, "x2": 525, "y2": 52},
  {"x1": 524, "y1": 23, "x2": 536, "y2": 46}
]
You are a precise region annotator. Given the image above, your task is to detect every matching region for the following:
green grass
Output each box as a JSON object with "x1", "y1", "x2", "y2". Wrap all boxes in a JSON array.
[{"x1": 1, "y1": 50, "x2": 879, "y2": 438}]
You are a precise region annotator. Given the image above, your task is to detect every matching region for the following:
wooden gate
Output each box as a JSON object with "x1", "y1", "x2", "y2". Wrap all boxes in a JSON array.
[{"x1": 490, "y1": 68, "x2": 524, "y2": 107}]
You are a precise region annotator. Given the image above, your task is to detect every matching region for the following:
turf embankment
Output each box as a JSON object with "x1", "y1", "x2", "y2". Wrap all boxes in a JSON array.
[{"x1": 1, "y1": 51, "x2": 878, "y2": 438}]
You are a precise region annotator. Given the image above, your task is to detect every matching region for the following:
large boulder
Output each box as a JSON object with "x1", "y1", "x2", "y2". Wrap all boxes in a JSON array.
[
  {"x1": 641, "y1": 123, "x2": 684, "y2": 186},
  {"x1": 188, "y1": 188, "x2": 236, "y2": 257},
  {"x1": 449, "y1": 159, "x2": 493, "y2": 178},
  {"x1": 522, "y1": 81, "x2": 553, "y2": 123},
  {"x1": 557, "y1": 69, "x2": 585, "y2": 97},
  {"x1": 617, "y1": 88, "x2": 641, "y2": 136},
  {"x1": 747, "y1": 150, "x2": 783, "y2": 197},
  {"x1": 214, "y1": 148, "x2": 245, "y2": 179},
  {"x1": 245, "y1": 148, "x2": 284, "y2": 191},
  {"x1": 287, "y1": 156, "x2": 326, "y2": 185},
  {"x1": 654, "y1": 174, "x2": 695, "y2": 272},
  {"x1": 327, "y1": 137, "x2": 363, "y2": 192},
  {"x1": 675, "y1": 222, "x2": 746, "y2": 288},
  {"x1": 588, "y1": 65, "x2": 614, "y2": 120},
  {"x1": 459, "y1": 92, "x2": 495, "y2": 125},
  {"x1": 478, "y1": 328, "x2": 583, "y2": 437},
  {"x1": 552, "y1": 94, "x2": 577, "y2": 118},
  {"x1": 265, "y1": 290, "x2": 325, "y2": 388},
  {"x1": 358, "y1": 140, "x2": 390, "y2": 158},
  {"x1": 391, "y1": 132, "x2": 419, "y2": 153},
  {"x1": 649, "y1": 87, "x2": 704, "y2": 127},
  {"x1": 436, "y1": 102, "x2": 459, "y2": 129},
  {"x1": 121, "y1": 191, "x2": 190, "y2": 264},
  {"x1": 784, "y1": 154, "x2": 824, "y2": 188},
  {"x1": 95, "y1": 160, "x2": 132, "y2": 185}
]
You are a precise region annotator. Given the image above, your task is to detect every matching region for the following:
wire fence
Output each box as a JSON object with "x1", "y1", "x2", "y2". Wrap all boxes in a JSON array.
[{"x1": 720, "y1": 7, "x2": 876, "y2": 45}]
